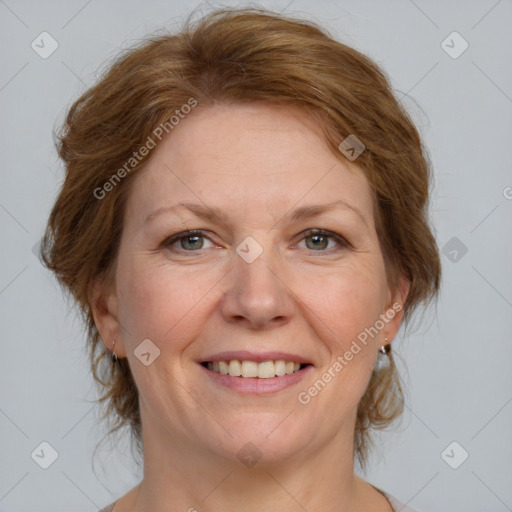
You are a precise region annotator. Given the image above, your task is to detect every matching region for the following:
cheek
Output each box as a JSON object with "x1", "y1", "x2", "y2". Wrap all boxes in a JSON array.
[
  {"x1": 315, "y1": 261, "x2": 387, "y2": 342},
  {"x1": 115, "y1": 255, "x2": 202, "y2": 344}
]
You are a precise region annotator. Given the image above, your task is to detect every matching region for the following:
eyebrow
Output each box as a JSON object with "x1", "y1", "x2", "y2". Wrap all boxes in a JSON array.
[{"x1": 144, "y1": 199, "x2": 368, "y2": 229}]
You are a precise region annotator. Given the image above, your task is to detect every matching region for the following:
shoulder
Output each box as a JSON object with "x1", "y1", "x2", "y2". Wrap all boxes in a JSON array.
[
  {"x1": 376, "y1": 488, "x2": 421, "y2": 512},
  {"x1": 98, "y1": 502, "x2": 116, "y2": 512},
  {"x1": 357, "y1": 477, "x2": 418, "y2": 512}
]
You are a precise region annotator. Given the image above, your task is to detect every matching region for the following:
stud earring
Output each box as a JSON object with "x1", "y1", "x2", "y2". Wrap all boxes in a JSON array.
[
  {"x1": 111, "y1": 339, "x2": 118, "y2": 362},
  {"x1": 379, "y1": 337, "x2": 391, "y2": 355}
]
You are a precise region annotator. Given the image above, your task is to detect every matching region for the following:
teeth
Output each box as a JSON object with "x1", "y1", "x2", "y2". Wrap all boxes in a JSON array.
[
  {"x1": 228, "y1": 360, "x2": 242, "y2": 376},
  {"x1": 275, "y1": 360, "x2": 287, "y2": 376},
  {"x1": 219, "y1": 361, "x2": 229, "y2": 375},
  {"x1": 241, "y1": 361, "x2": 258, "y2": 378},
  {"x1": 205, "y1": 359, "x2": 306, "y2": 378},
  {"x1": 257, "y1": 361, "x2": 275, "y2": 379}
]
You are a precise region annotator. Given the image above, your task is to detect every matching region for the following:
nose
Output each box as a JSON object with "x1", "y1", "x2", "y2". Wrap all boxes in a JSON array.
[{"x1": 219, "y1": 249, "x2": 294, "y2": 330}]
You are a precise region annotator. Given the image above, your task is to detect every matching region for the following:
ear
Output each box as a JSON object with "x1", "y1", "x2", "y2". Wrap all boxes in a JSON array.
[
  {"x1": 88, "y1": 275, "x2": 127, "y2": 358},
  {"x1": 381, "y1": 276, "x2": 410, "y2": 343}
]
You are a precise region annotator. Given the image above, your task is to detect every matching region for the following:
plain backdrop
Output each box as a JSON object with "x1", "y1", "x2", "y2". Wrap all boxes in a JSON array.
[{"x1": 1, "y1": 1, "x2": 511, "y2": 511}]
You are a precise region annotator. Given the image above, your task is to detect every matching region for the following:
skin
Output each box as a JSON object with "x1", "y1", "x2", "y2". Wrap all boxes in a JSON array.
[{"x1": 91, "y1": 103, "x2": 409, "y2": 512}]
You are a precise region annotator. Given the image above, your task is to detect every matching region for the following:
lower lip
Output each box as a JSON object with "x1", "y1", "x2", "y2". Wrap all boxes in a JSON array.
[{"x1": 199, "y1": 363, "x2": 313, "y2": 394}]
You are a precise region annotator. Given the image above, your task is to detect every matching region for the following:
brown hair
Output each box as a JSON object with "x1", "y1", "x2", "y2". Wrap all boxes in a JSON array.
[{"x1": 41, "y1": 6, "x2": 441, "y2": 470}]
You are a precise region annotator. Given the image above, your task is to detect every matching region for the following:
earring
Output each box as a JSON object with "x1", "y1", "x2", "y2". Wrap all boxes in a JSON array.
[
  {"x1": 379, "y1": 337, "x2": 391, "y2": 355},
  {"x1": 111, "y1": 339, "x2": 118, "y2": 362}
]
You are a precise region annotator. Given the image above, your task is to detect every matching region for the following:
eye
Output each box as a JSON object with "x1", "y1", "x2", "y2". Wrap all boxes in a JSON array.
[
  {"x1": 163, "y1": 230, "x2": 215, "y2": 251},
  {"x1": 161, "y1": 228, "x2": 350, "y2": 254},
  {"x1": 297, "y1": 229, "x2": 350, "y2": 253}
]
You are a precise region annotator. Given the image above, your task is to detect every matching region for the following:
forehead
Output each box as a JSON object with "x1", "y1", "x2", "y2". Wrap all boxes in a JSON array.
[{"x1": 125, "y1": 103, "x2": 374, "y2": 226}]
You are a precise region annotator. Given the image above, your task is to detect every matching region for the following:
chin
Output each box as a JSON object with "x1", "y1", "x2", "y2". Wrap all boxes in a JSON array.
[{"x1": 202, "y1": 412, "x2": 315, "y2": 466}]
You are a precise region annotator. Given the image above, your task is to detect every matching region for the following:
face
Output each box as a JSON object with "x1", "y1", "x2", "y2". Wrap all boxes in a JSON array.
[{"x1": 93, "y1": 103, "x2": 407, "y2": 465}]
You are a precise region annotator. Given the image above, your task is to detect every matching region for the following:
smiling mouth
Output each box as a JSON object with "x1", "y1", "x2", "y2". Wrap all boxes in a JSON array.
[{"x1": 201, "y1": 360, "x2": 311, "y2": 378}]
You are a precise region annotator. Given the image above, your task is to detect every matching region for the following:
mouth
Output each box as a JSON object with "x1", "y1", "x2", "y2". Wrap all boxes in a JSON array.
[
  {"x1": 197, "y1": 351, "x2": 314, "y2": 394},
  {"x1": 200, "y1": 360, "x2": 312, "y2": 378}
]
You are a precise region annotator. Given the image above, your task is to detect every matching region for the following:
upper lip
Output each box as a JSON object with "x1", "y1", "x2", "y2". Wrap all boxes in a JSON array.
[{"x1": 199, "y1": 350, "x2": 313, "y2": 365}]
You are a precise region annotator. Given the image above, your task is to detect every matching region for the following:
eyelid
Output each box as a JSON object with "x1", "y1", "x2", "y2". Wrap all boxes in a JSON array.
[
  {"x1": 162, "y1": 228, "x2": 351, "y2": 252},
  {"x1": 163, "y1": 229, "x2": 216, "y2": 249},
  {"x1": 298, "y1": 228, "x2": 352, "y2": 250}
]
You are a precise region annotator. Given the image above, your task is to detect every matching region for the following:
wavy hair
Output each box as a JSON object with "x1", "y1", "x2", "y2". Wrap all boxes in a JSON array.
[{"x1": 41, "y1": 6, "x2": 441, "y2": 471}]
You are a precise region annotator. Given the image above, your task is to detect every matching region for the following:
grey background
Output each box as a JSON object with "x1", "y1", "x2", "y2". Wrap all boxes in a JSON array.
[{"x1": 1, "y1": 0, "x2": 511, "y2": 511}]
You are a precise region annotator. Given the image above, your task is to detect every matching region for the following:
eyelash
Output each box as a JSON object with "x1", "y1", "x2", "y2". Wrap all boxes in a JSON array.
[{"x1": 162, "y1": 229, "x2": 351, "y2": 255}]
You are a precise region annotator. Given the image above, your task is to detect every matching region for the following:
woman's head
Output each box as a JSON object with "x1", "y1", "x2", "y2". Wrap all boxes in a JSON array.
[{"x1": 41, "y1": 7, "x2": 440, "y2": 470}]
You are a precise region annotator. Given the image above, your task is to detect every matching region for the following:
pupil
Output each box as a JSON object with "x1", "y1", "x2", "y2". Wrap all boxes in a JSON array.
[
  {"x1": 309, "y1": 234, "x2": 327, "y2": 250},
  {"x1": 184, "y1": 235, "x2": 202, "y2": 250}
]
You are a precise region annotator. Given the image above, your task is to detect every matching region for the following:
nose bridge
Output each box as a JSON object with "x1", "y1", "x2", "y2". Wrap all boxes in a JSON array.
[
  {"x1": 221, "y1": 235, "x2": 292, "y2": 327},
  {"x1": 236, "y1": 241, "x2": 282, "y2": 304}
]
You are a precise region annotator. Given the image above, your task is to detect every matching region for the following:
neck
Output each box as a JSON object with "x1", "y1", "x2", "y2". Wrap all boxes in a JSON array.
[{"x1": 125, "y1": 405, "x2": 368, "y2": 512}]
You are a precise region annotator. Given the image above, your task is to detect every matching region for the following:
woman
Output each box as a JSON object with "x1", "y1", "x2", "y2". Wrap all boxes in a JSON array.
[{"x1": 41, "y1": 7, "x2": 440, "y2": 512}]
